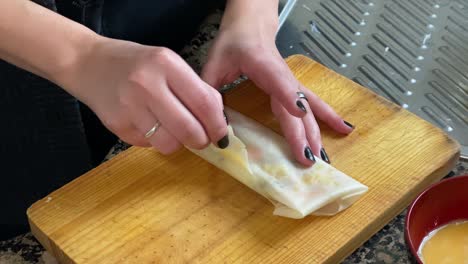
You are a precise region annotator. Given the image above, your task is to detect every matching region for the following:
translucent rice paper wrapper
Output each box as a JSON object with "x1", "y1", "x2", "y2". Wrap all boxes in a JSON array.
[{"x1": 189, "y1": 108, "x2": 368, "y2": 219}]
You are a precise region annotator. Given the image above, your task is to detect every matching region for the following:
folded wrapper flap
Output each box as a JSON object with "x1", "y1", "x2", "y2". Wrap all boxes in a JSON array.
[{"x1": 189, "y1": 108, "x2": 368, "y2": 219}]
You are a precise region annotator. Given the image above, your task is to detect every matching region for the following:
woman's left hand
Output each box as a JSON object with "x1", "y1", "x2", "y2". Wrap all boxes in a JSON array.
[{"x1": 202, "y1": 4, "x2": 354, "y2": 166}]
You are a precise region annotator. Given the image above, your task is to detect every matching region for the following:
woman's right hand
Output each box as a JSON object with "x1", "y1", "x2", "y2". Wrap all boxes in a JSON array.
[{"x1": 60, "y1": 36, "x2": 229, "y2": 154}]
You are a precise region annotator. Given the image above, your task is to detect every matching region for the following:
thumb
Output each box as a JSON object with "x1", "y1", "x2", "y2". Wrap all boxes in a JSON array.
[{"x1": 201, "y1": 58, "x2": 223, "y2": 89}]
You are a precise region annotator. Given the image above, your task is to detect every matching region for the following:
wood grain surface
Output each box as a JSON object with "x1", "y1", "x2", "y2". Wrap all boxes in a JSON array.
[{"x1": 27, "y1": 55, "x2": 460, "y2": 264}]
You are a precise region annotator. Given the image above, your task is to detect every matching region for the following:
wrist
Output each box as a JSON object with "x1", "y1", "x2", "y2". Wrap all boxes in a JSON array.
[
  {"x1": 221, "y1": 0, "x2": 279, "y2": 39},
  {"x1": 49, "y1": 28, "x2": 102, "y2": 94}
]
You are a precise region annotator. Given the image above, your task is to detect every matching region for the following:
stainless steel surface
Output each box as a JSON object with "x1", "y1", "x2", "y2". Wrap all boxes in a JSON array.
[
  {"x1": 277, "y1": 0, "x2": 468, "y2": 160},
  {"x1": 279, "y1": 0, "x2": 298, "y2": 29}
]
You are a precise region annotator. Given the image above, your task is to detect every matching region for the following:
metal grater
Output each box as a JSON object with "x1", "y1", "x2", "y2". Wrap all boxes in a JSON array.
[{"x1": 277, "y1": 0, "x2": 468, "y2": 160}]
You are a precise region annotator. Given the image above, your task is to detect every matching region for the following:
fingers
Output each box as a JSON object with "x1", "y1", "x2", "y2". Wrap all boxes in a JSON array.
[
  {"x1": 201, "y1": 58, "x2": 240, "y2": 89},
  {"x1": 132, "y1": 116, "x2": 182, "y2": 155},
  {"x1": 163, "y1": 53, "x2": 229, "y2": 147},
  {"x1": 147, "y1": 85, "x2": 211, "y2": 150},
  {"x1": 300, "y1": 98, "x2": 323, "y2": 158},
  {"x1": 125, "y1": 48, "x2": 229, "y2": 151},
  {"x1": 272, "y1": 93, "x2": 332, "y2": 164},
  {"x1": 271, "y1": 97, "x2": 315, "y2": 167},
  {"x1": 201, "y1": 58, "x2": 223, "y2": 89},
  {"x1": 301, "y1": 86, "x2": 354, "y2": 135},
  {"x1": 125, "y1": 100, "x2": 184, "y2": 154},
  {"x1": 119, "y1": 128, "x2": 152, "y2": 148},
  {"x1": 147, "y1": 126, "x2": 182, "y2": 155},
  {"x1": 100, "y1": 109, "x2": 151, "y2": 148},
  {"x1": 244, "y1": 52, "x2": 307, "y2": 118}
]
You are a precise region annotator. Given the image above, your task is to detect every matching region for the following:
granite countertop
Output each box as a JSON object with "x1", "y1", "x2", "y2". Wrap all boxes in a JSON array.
[{"x1": 1, "y1": 11, "x2": 467, "y2": 264}]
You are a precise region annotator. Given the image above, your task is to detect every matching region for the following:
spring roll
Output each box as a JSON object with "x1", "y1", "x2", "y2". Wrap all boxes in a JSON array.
[{"x1": 189, "y1": 107, "x2": 368, "y2": 219}]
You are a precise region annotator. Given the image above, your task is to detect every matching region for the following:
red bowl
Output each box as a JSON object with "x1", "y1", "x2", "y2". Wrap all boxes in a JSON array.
[{"x1": 405, "y1": 175, "x2": 468, "y2": 263}]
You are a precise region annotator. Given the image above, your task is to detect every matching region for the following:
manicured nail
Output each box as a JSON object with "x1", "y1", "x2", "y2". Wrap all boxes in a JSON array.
[
  {"x1": 296, "y1": 100, "x2": 307, "y2": 113},
  {"x1": 320, "y1": 148, "x2": 330, "y2": 164},
  {"x1": 297, "y1": 91, "x2": 309, "y2": 102},
  {"x1": 223, "y1": 110, "x2": 229, "y2": 125},
  {"x1": 304, "y1": 146, "x2": 315, "y2": 162},
  {"x1": 217, "y1": 135, "x2": 229, "y2": 149},
  {"x1": 344, "y1": 120, "x2": 354, "y2": 128}
]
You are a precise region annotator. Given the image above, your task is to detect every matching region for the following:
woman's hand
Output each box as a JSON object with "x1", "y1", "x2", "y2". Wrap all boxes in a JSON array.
[
  {"x1": 0, "y1": 1, "x2": 228, "y2": 155},
  {"x1": 62, "y1": 37, "x2": 229, "y2": 154},
  {"x1": 203, "y1": 0, "x2": 354, "y2": 166}
]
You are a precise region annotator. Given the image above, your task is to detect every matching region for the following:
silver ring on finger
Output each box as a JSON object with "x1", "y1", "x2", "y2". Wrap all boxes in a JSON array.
[
  {"x1": 144, "y1": 121, "x2": 161, "y2": 139},
  {"x1": 297, "y1": 91, "x2": 309, "y2": 102}
]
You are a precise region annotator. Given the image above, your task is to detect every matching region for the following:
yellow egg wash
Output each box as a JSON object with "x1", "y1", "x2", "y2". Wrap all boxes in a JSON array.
[{"x1": 418, "y1": 220, "x2": 468, "y2": 264}]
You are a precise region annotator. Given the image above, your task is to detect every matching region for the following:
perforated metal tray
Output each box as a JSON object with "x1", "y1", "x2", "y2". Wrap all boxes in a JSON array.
[{"x1": 277, "y1": 0, "x2": 468, "y2": 160}]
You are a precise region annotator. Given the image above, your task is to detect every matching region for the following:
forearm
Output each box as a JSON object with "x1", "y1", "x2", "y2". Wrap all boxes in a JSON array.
[
  {"x1": 0, "y1": 0, "x2": 98, "y2": 87},
  {"x1": 222, "y1": 0, "x2": 279, "y2": 36}
]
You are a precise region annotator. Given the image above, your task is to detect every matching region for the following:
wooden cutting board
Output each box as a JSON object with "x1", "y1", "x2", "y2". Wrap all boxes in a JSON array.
[{"x1": 28, "y1": 55, "x2": 460, "y2": 264}]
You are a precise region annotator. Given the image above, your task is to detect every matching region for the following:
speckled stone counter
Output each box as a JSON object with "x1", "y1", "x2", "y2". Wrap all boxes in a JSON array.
[{"x1": 1, "y1": 11, "x2": 467, "y2": 264}]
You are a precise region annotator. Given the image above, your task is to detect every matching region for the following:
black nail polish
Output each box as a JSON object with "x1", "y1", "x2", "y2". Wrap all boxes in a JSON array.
[
  {"x1": 296, "y1": 100, "x2": 307, "y2": 113},
  {"x1": 223, "y1": 110, "x2": 229, "y2": 125},
  {"x1": 304, "y1": 146, "x2": 315, "y2": 162},
  {"x1": 320, "y1": 148, "x2": 330, "y2": 164},
  {"x1": 217, "y1": 135, "x2": 229, "y2": 149},
  {"x1": 344, "y1": 120, "x2": 354, "y2": 128}
]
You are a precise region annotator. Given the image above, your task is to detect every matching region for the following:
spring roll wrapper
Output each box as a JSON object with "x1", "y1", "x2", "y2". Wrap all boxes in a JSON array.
[{"x1": 189, "y1": 108, "x2": 368, "y2": 219}]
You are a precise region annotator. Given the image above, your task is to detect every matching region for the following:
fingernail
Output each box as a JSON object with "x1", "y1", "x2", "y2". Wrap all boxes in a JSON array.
[
  {"x1": 297, "y1": 91, "x2": 309, "y2": 102},
  {"x1": 296, "y1": 100, "x2": 307, "y2": 113},
  {"x1": 344, "y1": 120, "x2": 354, "y2": 128},
  {"x1": 304, "y1": 146, "x2": 315, "y2": 162},
  {"x1": 223, "y1": 110, "x2": 229, "y2": 125},
  {"x1": 217, "y1": 135, "x2": 229, "y2": 149},
  {"x1": 320, "y1": 148, "x2": 330, "y2": 164}
]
